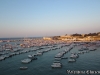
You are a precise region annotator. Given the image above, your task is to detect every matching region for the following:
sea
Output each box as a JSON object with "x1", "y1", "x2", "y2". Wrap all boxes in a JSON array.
[{"x1": 0, "y1": 38, "x2": 100, "y2": 75}]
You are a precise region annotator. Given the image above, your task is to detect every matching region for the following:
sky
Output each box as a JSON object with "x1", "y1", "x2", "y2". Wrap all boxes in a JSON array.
[{"x1": 0, "y1": 0, "x2": 100, "y2": 38}]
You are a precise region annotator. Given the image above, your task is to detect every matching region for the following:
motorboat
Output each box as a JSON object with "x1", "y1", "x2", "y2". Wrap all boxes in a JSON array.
[
  {"x1": 89, "y1": 47, "x2": 96, "y2": 51},
  {"x1": 21, "y1": 58, "x2": 32, "y2": 64},
  {"x1": 28, "y1": 55, "x2": 34, "y2": 58},
  {"x1": 20, "y1": 67, "x2": 28, "y2": 70},
  {"x1": 51, "y1": 63, "x2": 62, "y2": 68},
  {"x1": 70, "y1": 54, "x2": 79, "y2": 58},
  {"x1": 55, "y1": 58, "x2": 61, "y2": 60},
  {"x1": 68, "y1": 59, "x2": 76, "y2": 62},
  {"x1": 0, "y1": 56, "x2": 5, "y2": 61}
]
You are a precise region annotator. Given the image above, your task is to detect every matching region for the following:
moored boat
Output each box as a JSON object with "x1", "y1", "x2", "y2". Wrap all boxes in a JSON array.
[
  {"x1": 20, "y1": 67, "x2": 28, "y2": 70},
  {"x1": 68, "y1": 59, "x2": 76, "y2": 62},
  {"x1": 21, "y1": 58, "x2": 32, "y2": 64}
]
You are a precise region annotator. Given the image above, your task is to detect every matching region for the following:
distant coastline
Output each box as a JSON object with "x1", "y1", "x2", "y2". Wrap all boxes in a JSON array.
[
  {"x1": 43, "y1": 32, "x2": 100, "y2": 41},
  {"x1": 0, "y1": 32, "x2": 100, "y2": 41}
]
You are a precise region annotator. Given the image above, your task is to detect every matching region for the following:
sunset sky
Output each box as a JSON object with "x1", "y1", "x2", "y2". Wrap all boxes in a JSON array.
[{"x1": 0, "y1": 0, "x2": 100, "y2": 38}]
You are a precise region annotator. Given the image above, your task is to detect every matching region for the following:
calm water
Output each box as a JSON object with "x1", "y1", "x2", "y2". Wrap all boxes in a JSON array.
[
  {"x1": 0, "y1": 37, "x2": 42, "y2": 40},
  {"x1": 0, "y1": 44, "x2": 100, "y2": 75}
]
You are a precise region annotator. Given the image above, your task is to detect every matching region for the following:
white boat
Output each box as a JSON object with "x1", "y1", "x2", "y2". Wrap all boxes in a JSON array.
[
  {"x1": 13, "y1": 48, "x2": 18, "y2": 52},
  {"x1": 0, "y1": 56, "x2": 5, "y2": 61},
  {"x1": 51, "y1": 64, "x2": 61, "y2": 68},
  {"x1": 44, "y1": 50, "x2": 49, "y2": 52},
  {"x1": 6, "y1": 49, "x2": 11, "y2": 51},
  {"x1": 36, "y1": 52, "x2": 43, "y2": 56},
  {"x1": 32, "y1": 54, "x2": 37, "y2": 56},
  {"x1": 82, "y1": 46, "x2": 88, "y2": 50},
  {"x1": 10, "y1": 53, "x2": 16, "y2": 56},
  {"x1": 51, "y1": 62, "x2": 62, "y2": 68},
  {"x1": 20, "y1": 67, "x2": 28, "y2": 70},
  {"x1": 30, "y1": 49, "x2": 36, "y2": 51},
  {"x1": 3, "y1": 55, "x2": 10, "y2": 58},
  {"x1": 55, "y1": 58, "x2": 61, "y2": 60},
  {"x1": 78, "y1": 52, "x2": 84, "y2": 54},
  {"x1": 89, "y1": 47, "x2": 96, "y2": 51},
  {"x1": 68, "y1": 59, "x2": 76, "y2": 62},
  {"x1": 21, "y1": 59, "x2": 32, "y2": 64},
  {"x1": 28, "y1": 55, "x2": 34, "y2": 58},
  {"x1": 78, "y1": 48, "x2": 84, "y2": 51},
  {"x1": 53, "y1": 63, "x2": 62, "y2": 66},
  {"x1": 70, "y1": 53, "x2": 79, "y2": 58},
  {"x1": 51, "y1": 61, "x2": 62, "y2": 68}
]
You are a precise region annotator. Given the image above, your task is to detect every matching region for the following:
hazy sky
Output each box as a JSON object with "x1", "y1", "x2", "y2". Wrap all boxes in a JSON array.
[{"x1": 0, "y1": 0, "x2": 100, "y2": 38}]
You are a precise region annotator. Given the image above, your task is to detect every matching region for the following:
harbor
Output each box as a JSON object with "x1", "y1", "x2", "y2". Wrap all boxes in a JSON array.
[
  {"x1": 0, "y1": 38, "x2": 100, "y2": 75},
  {"x1": 0, "y1": 0, "x2": 100, "y2": 75}
]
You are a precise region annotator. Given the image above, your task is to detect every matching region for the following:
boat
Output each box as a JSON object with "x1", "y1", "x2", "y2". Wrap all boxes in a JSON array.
[
  {"x1": 3, "y1": 55, "x2": 10, "y2": 58},
  {"x1": 32, "y1": 53, "x2": 37, "y2": 56},
  {"x1": 13, "y1": 48, "x2": 19, "y2": 52},
  {"x1": 21, "y1": 59, "x2": 32, "y2": 64},
  {"x1": 44, "y1": 50, "x2": 49, "y2": 52},
  {"x1": 15, "y1": 52, "x2": 20, "y2": 55},
  {"x1": 28, "y1": 55, "x2": 34, "y2": 58},
  {"x1": 89, "y1": 47, "x2": 96, "y2": 51},
  {"x1": 68, "y1": 59, "x2": 76, "y2": 62},
  {"x1": 20, "y1": 67, "x2": 28, "y2": 70},
  {"x1": 30, "y1": 49, "x2": 36, "y2": 51},
  {"x1": 51, "y1": 64, "x2": 61, "y2": 68},
  {"x1": 53, "y1": 63, "x2": 62, "y2": 66},
  {"x1": 0, "y1": 56, "x2": 5, "y2": 61},
  {"x1": 82, "y1": 46, "x2": 88, "y2": 50},
  {"x1": 36, "y1": 51, "x2": 43, "y2": 56},
  {"x1": 78, "y1": 48, "x2": 84, "y2": 51},
  {"x1": 70, "y1": 54, "x2": 79, "y2": 58},
  {"x1": 54, "y1": 61, "x2": 60, "y2": 63},
  {"x1": 28, "y1": 55, "x2": 37, "y2": 60},
  {"x1": 55, "y1": 58, "x2": 61, "y2": 60},
  {"x1": 51, "y1": 63, "x2": 62, "y2": 68},
  {"x1": 78, "y1": 52, "x2": 84, "y2": 54}
]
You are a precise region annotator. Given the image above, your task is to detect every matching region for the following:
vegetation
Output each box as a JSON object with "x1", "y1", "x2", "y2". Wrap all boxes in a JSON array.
[
  {"x1": 71, "y1": 33, "x2": 82, "y2": 36},
  {"x1": 84, "y1": 33, "x2": 98, "y2": 37},
  {"x1": 51, "y1": 32, "x2": 100, "y2": 40},
  {"x1": 52, "y1": 36, "x2": 60, "y2": 40}
]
